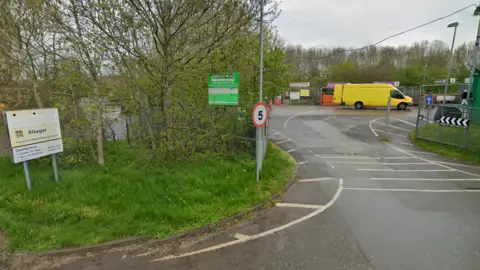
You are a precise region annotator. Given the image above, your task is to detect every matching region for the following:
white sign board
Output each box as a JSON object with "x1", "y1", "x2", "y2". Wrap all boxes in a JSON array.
[
  {"x1": 12, "y1": 139, "x2": 63, "y2": 163},
  {"x1": 289, "y1": 82, "x2": 310, "y2": 88},
  {"x1": 450, "y1": 78, "x2": 456, "y2": 84},
  {"x1": 290, "y1": 92, "x2": 300, "y2": 100},
  {"x1": 4, "y1": 108, "x2": 63, "y2": 163},
  {"x1": 465, "y1": 78, "x2": 471, "y2": 84}
]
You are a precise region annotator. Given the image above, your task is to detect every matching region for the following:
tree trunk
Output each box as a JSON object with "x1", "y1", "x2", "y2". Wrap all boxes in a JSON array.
[
  {"x1": 33, "y1": 80, "x2": 44, "y2": 108},
  {"x1": 93, "y1": 80, "x2": 104, "y2": 165}
]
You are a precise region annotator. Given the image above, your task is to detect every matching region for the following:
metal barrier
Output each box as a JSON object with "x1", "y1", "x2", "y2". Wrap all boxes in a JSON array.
[{"x1": 415, "y1": 103, "x2": 480, "y2": 151}]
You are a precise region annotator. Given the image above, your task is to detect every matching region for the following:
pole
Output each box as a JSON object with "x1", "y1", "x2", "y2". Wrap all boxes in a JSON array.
[
  {"x1": 255, "y1": 0, "x2": 264, "y2": 184},
  {"x1": 443, "y1": 25, "x2": 457, "y2": 107},
  {"x1": 52, "y1": 154, "x2": 59, "y2": 183},
  {"x1": 416, "y1": 61, "x2": 428, "y2": 137},
  {"x1": 467, "y1": 17, "x2": 480, "y2": 104},
  {"x1": 384, "y1": 96, "x2": 391, "y2": 140},
  {"x1": 24, "y1": 161, "x2": 32, "y2": 190}
]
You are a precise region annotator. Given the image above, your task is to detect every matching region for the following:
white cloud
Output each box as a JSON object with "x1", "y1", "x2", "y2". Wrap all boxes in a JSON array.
[{"x1": 274, "y1": 0, "x2": 479, "y2": 48}]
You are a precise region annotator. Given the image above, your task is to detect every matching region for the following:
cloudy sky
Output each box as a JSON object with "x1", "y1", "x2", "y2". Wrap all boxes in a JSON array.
[{"x1": 274, "y1": 0, "x2": 480, "y2": 48}]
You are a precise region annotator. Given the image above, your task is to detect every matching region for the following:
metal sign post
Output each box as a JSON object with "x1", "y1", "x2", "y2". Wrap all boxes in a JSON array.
[
  {"x1": 256, "y1": 0, "x2": 265, "y2": 183},
  {"x1": 253, "y1": 102, "x2": 268, "y2": 183}
]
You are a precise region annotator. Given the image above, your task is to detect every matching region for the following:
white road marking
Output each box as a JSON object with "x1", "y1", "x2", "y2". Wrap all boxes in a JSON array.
[
  {"x1": 306, "y1": 149, "x2": 313, "y2": 153},
  {"x1": 314, "y1": 154, "x2": 335, "y2": 168},
  {"x1": 373, "y1": 129, "x2": 408, "y2": 138},
  {"x1": 298, "y1": 177, "x2": 336, "y2": 183},
  {"x1": 316, "y1": 156, "x2": 412, "y2": 160},
  {"x1": 369, "y1": 117, "x2": 382, "y2": 137},
  {"x1": 276, "y1": 203, "x2": 324, "y2": 209},
  {"x1": 233, "y1": 233, "x2": 251, "y2": 241},
  {"x1": 150, "y1": 179, "x2": 344, "y2": 262},
  {"x1": 385, "y1": 142, "x2": 480, "y2": 178},
  {"x1": 270, "y1": 132, "x2": 279, "y2": 136},
  {"x1": 286, "y1": 149, "x2": 297, "y2": 153},
  {"x1": 398, "y1": 149, "x2": 437, "y2": 155},
  {"x1": 275, "y1": 139, "x2": 290, "y2": 145},
  {"x1": 298, "y1": 161, "x2": 309, "y2": 165},
  {"x1": 284, "y1": 110, "x2": 322, "y2": 129},
  {"x1": 390, "y1": 141, "x2": 414, "y2": 146},
  {"x1": 357, "y1": 169, "x2": 453, "y2": 172},
  {"x1": 329, "y1": 161, "x2": 430, "y2": 165},
  {"x1": 432, "y1": 161, "x2": 480, "y2": 169},
  {"x1": 369, "y1": 177, "x2": 480, "y2": 181},
  {"x1": 344, "y1": 187, "x2": 480, "y2": 193},
  {"x1": 372, "y1": 121, "x2": 411, "y2": 132},
  {"x1": 391, "y1": 117, "x2": 416, "y2": 127},
  {"x1": 324, "y1": 116, "x2": 332, "y2": 121}
]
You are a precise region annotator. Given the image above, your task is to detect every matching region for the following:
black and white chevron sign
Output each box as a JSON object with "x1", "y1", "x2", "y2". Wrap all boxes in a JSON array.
[{"x1": 440, "y1": 116, "x2": 469, "y2": 127}]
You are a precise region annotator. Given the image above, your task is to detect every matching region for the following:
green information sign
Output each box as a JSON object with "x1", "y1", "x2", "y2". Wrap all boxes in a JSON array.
[{"x1": 208, "y1": 72, "x2": 239, "y2": 105}]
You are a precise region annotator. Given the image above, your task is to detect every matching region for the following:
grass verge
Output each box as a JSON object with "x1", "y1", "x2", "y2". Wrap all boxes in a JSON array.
[
  {"x1": 411, "y1": 125, "x2": 480, "y2": 165},
  {"x1": 0, "y1": 142, "x2": 295, "y2": 251}
]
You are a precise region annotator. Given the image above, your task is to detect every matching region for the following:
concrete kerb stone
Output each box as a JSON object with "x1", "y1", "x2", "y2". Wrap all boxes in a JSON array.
[{"x1": 35, "y1": 145, "x2": 299, "y2": 258}]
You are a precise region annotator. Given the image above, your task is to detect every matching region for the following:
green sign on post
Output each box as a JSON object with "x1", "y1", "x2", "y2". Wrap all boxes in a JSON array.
[{"x1": 208, "y1": 72, "x2": 239, "y2": 105}]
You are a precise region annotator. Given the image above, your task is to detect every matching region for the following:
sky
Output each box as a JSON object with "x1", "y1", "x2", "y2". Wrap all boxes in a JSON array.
[{"x1": 274, "y1": 0, "x2": 480, "y2": 48}]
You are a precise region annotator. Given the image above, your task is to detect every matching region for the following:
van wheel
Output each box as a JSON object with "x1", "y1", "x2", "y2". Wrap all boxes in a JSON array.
[
  {"x1": 397, "y1": 103, "x2": 407, "y2": 110},
  {"x1": 354, "y1": 102, "x2": 363, "y2": 109}
]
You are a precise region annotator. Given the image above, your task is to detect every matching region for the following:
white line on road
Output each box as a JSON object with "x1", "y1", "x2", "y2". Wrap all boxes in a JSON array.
[
  {"x1": 373, "y1": 129, "x2": 408, "y2": 137},
  {"x1": 315, "y1": 154, "x2": 335, "y2": 168},
  {"x1": 390, "y1": 141, "x2": 414, "y2": 146},
  {"x1": 432, "y1": 161, "x2": 480, "y2": 169},
  {"x1": 233, "y1": 233, "x2": 251, "y2": 241},
  {"x1": 357, "y1": 169, "x2": 453, "y2": 172},
  {"x1": 306, "y1": 149, "x2": 313, "y2": 153},
  {"x1": 369, "y1": 177, "x2": 480, "y2": 181},
  {"x1": 298, "y1": 177, "x2": 336, "y2": 183},
  {"x1": 391, "y1": 117, "x2": 416, "y2": 127},
  {"x1": 275, "y1": 139, "x2": 290, "y2": 145},
  {"x1": 298, "y1": 161, "x2": 309, "y2": 165},
  {"x1": 372, "y1": 121, "x2": 411, "y2": 132},
  {"x1": 324, "y1": 116, "x2": 332, "y2": 121},
  {"x1": 284, "y1": 110, "x2": 322, "y2": 129},
  {"x1": 329, "y1": 161, "x2": 430, "y2": 165},
  {"x1": 385, "y1": 142, "x2": 480, "y2": 178},
  {"x1": 315, "y1": 156, "x2": 413, "y2": 160},
  {"x1": 397, "y1": 149, "x2": 437, "y2": 155},
  {"x1": 286, "y1": 148, "x2": 297, "y2": 153},
  {"x1": 344, "y1": 187, "x2": 480, "y2": 193},
  {"x1": 150, "y1": 179, "x2": 344, "y2": 262},
  {"x1": 369, "y1": 117, "x2": 382, "y2": 137},
  {"x1": 276, "y1": 203, "x2": 325, "y2": 209}
]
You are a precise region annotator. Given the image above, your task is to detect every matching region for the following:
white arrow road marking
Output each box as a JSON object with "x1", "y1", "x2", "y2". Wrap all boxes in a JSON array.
[
  {"x1": 233, "y1": 233, "x2": 251, "y2": 241},
  {"x1": 298, "y1": 177, "x2": 336, "y2": 183},
  {"x1": 276, "y1": 203, "x2": 325, "y2": 209}
]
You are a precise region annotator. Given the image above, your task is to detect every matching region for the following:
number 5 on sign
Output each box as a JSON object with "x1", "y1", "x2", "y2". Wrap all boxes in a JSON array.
[{"x1": 252, "y1": 102, "x2": 268, "y2": 127}]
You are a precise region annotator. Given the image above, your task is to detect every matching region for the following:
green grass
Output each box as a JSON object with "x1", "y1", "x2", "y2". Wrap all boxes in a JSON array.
[
  {"x1": 0, "y1": 142, "x2": 295, "y2": 251},
  {"x1": 411, "y1": 125, "x2": 480, "y2": 164},
  {"x1": 415, "y1": 122, "x2": 480, "y2": 151}
]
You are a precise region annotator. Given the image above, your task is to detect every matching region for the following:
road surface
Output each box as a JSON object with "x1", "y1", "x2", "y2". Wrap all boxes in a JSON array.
[{"x1": 55, "y1": 105, "x2": 480, "y2": 270}]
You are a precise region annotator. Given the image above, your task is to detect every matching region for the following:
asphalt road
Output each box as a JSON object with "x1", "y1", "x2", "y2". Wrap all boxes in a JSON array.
[{"x1": 53, "y1": 105, "x2": 480, "y2": 270}]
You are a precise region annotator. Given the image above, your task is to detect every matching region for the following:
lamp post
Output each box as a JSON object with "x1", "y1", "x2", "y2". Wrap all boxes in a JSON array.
[
  {"x1": 467, "y1": 6, "x2": 480, "y2": 104},
  {"x1": 443, "y1": 22, "x2": 459, "y2": 107}
]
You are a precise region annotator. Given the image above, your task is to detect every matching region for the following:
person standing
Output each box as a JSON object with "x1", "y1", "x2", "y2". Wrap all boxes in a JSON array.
[{"x1": 461, "y1": 89, "x2": 468, "y2": 105}]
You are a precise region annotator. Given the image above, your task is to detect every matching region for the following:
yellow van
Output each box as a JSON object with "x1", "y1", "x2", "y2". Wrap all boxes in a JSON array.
[{"x1": 333, "y1": 84, "x2": 413, "y2": 110}]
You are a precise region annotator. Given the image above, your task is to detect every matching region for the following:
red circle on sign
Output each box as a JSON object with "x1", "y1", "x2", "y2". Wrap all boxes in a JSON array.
[{"x1": 252, "y1": 102, "x2": 268, "y2": 127}]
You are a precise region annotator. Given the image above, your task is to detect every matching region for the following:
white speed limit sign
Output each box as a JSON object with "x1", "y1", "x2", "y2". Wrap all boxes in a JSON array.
[{"x1": 252, "y1": 102, "x2": 268, "y2": 127}]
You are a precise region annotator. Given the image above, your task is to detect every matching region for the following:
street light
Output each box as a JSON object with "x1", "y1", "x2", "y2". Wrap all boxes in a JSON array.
[
  {"x1": 466, "y1": 5, "x2": 480, "y2": 105},
  {"x1": 443, "y1": 22, "x2": 459, "y2": 107}
]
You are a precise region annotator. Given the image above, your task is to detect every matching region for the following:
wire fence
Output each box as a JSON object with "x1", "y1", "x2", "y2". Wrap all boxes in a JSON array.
[{"x1": 415, "y1": 103, "x2": 480, "y2": 151}]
